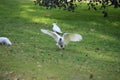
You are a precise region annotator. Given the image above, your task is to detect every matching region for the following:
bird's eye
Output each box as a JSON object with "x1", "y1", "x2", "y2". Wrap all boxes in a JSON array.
[
  {"x1": 59, "y1": 38, "x2": 62, "y2": 41},
  {"x1": 60, "y1": 45, "x2": 63, "y2": 47}
]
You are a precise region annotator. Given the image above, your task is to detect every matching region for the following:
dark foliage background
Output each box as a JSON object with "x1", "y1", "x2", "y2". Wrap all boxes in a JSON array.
[{"x1": 34, "y1": 0, "x2": 120, "y2": 17}]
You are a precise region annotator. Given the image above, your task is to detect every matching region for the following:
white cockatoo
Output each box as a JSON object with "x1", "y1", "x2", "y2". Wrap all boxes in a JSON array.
[
  {"x1": 41, "y1": 29, "x2": 82, "y2": 49},
  {"x1": 52, "y1": 23, "x2": 62, "y2": 34},
  {"x1": 0, "y1": 37, "x2": 12, "y2": 46}
]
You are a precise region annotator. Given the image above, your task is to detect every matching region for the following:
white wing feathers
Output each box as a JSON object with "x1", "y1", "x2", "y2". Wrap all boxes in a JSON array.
[
  {"x1": 52, "y1": 23, "x2": 62, "y2": 33},
  {"x1": 63, "y1": 33, "x2": 82, "y2": 45},
  {"x1": 41, "y1": 29, "x2": 59, "y2": 42}
]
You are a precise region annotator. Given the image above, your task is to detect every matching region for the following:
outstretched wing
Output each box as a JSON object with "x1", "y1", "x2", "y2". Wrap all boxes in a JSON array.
[
  {"x1": 52, "y1": 23, "x2": 62, "y2": 33},
  {"x1": 63, "y1": 33, "x2": 82, "y2": 45},
  {"x1": 41, "y1": 29, "x2": 59, "y2": 42}
]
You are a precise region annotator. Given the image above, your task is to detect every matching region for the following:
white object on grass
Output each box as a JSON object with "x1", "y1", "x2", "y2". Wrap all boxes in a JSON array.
[
  {"x1": 41, "y1": 29, "x2": 82, "y2": 49},
  {"x1": 0, "y1": 37, "x2": 12, "y2": 46},
  {"x1": 52, "y1": 23, "x2": 62, "y2": 33}
]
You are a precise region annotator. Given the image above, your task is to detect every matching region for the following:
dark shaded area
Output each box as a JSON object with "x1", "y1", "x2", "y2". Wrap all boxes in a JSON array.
[
  {"x1": 34, "y1": 0, "x2": 120, "y2": 17},
  {"x1": 34, "y1": 0, "x2": 78, "y2": 12}
]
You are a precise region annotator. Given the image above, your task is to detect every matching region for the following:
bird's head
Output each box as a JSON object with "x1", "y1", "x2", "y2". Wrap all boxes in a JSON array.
[
  {"x1": 57, "y1": 38, "x2": 65, "y2": 49},
  {"x1": 59, "y1": 38, "x2": 62, "y2": 41}
]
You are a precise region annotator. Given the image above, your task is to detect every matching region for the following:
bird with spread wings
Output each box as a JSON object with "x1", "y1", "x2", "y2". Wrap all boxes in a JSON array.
[{"x1": 41, "y1": 24, "x2": 82, "y2": 49}]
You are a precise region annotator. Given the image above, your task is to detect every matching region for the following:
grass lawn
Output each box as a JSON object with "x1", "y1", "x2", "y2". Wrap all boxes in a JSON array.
[{"x1": 0, "y1": 0, "x2": 120, "y2": 80}]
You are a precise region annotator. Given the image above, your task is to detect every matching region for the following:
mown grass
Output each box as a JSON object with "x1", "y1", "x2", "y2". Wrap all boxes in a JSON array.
[{"x1": 0, "y1": 0, "x2": 120, "y2": 80}]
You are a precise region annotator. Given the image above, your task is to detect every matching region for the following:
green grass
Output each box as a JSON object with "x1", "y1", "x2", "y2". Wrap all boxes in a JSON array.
[{"x1": 0, "y1": 0, "x2": 120, "y2": 80}]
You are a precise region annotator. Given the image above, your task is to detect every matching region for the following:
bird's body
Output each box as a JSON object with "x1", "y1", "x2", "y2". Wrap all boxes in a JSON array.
[
  {"x1": 0, "y1": 37, "x2": 12, "y2": 46},
  {"x1": 41, "y1": 29, "x2": 82, "y2": 49},
  {"x1": 52, "y1": 23, "x2": 62, "y2": 34}
]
